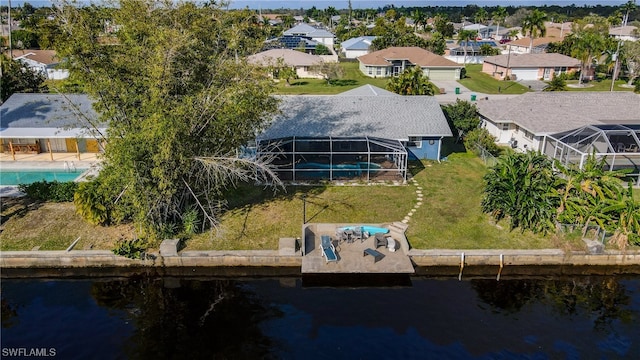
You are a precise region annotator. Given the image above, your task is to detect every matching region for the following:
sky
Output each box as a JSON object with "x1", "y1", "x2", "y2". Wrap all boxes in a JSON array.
[{"x1": 7, "y1": 0, "x2": 632, "y2": 9}]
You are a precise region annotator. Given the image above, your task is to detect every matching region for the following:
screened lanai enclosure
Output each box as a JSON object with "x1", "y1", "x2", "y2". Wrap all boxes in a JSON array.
[
  {"x1": 543, "y1": 124, "x2": 640, "y2": 185},
  {"x1": 257, "y1": 136, "x2": 408, "y2": 182}
]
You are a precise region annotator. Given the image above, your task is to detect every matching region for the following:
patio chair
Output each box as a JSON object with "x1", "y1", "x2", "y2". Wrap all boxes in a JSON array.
[{"x1": 319, "y1": 235, "x2": 337, "y2": 263}]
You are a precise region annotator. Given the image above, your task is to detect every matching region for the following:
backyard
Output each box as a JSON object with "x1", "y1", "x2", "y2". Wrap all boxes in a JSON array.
[
  {"x1": 273, "y1": 61, "x2": 390, "y2": 95},
  {"x1": 0, "y1": 153, "x2": 592, "y2": 251}
]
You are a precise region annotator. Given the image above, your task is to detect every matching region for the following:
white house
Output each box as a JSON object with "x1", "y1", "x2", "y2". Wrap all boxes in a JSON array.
[
  {"x1": 609, "y1": 26, "x2": 639, "y2": 42},
  {"x1": 339, "y1": 36, "x2": 376, "y2": 59},
  {"x1": 476, "y1": 92, "x2": 640, "y2": 152},
  {"x1": 358, "y1": 47, "x2": 463, "y2": 80},
  {"x1": 12, "y1": 49, "x2": 69, "y2": 80},
  {"x1": 247, "y1": 49, "x2": 324, "y2": 79},
  {"x1": 283, "y1": 23, "x2": 335, "y2": 48}
]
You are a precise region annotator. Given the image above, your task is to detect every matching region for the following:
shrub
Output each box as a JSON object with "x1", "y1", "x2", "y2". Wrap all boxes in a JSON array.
[
  {"x1": 74, "y1": 180, "x2": 111, "y2": 225},
  {"x1": 112, "y1": 239, "x2": 147, "y2": 259},
  {"x1": 464, "y1": 128, "x2": 501, "y2": 156},
  {"x1": 18, "y1": 180, "x2": 78, "y2": 202}
]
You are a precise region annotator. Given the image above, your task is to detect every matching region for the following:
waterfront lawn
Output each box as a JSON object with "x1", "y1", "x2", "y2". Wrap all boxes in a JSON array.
[
  {"x1": 274, "y1": 62, "x2": 389, "y2": 95},
  {"x1": 458, "y1": 64, "x2": 530, "y2": 95},
  {"x1": 0, "y1": 199, "x2": 133, "y2": 251},
  {"x1": 186, "y1": 152, "x2": 582, "y2": 251},
  {"x1": 0, "y1": 154, "x2": 585, "y2": 252}
]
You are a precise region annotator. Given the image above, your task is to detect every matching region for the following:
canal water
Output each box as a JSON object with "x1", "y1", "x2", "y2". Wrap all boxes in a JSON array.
[{"x1": 2, "y1": 275, "x2": 639, "y2": 359}]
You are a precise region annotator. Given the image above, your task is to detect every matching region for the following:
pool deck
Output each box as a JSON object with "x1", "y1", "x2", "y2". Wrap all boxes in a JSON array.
[{"x1": 301, "y1": 223, "x2": 415, "y2": 274}]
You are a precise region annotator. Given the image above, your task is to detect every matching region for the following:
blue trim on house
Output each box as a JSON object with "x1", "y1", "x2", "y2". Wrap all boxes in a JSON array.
[{"x1": 407, "y1": 138, "x2": 441, "y2": 160}]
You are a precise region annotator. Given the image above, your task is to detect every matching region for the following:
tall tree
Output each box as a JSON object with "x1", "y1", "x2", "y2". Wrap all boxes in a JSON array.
[
  {"x1": 0, "y1": 54, "x2": 47, "y2": 102},
  {"x1": 55, "y1": 1, "x2": 281, "y2": 238},
  {"x1": 457, "y1": 29, "x2": 478, "y2": 65},
  {"x1": 411, "y1": 9, "x2": 426, "y2": 31},
  {"x1": 622, "y1": 40, "x2": 640, "y2": 86},
  {"x1": 622, "y1": 0, "x2": 637, "y2": 26},
  {"x1": 474, "y1": 8, "x2": 488, "y2": 25},
  {"x1": 492, "y1": 6, "x2": 508, "y2": 41},
  {"x1": 521, "y1": 9, "x2": 548, "y2": 53}
]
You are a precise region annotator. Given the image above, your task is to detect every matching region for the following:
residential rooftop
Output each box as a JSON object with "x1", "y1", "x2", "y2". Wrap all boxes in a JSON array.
[
  {"x1": 476, "y1": 92, "x2": 640, "y2": 135},
  {"x1": 483, "y1": 53, "x2": 580, "y2": 68}
]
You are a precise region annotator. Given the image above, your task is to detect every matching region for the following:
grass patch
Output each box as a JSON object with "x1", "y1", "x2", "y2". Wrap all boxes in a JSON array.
[
  {"x1": 273, "y1": 62, "x2": 393, "y2": 95},
  {"x1": 0, "y1": 154, "x2": 596, "y2": 252},
  {"x1": 185, "y1": 182, "x2": 418, "y2": 250},
  {"x1": 565, "y1": 79, "x2": 636, "y2": 92},
  {"x1": 404, "y1": 153, "x2": 576, "y2": 249},
  {"x1": 459, "y1": 64, "x2": 530, "y2": 95},
  {"x1": 0, "y1": 199, "x2": 134, "y2": 251}
]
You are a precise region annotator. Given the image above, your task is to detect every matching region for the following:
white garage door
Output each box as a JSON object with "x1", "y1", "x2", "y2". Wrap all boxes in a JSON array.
[
  {"x1": 425, "y1": 69, "x2": 458, "y2": 81},
  {"x1": 512, "y1": 68, "x2": 539, "y2": 81}
]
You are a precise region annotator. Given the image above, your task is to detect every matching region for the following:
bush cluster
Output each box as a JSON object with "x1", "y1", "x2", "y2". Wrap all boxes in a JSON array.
[{"x1": 18, "y1": 181, "x2": 78, "y2": 202}]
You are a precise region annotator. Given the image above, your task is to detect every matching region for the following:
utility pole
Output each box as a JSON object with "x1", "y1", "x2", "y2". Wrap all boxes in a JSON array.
[
  {"x1": 610, "y1": 40, "x2": 622, "y2": 92},
  {"x1": 505, "y1": 44, "x2": 512, "y2": 80},
  {"x1": 8, "y1": 0, "x2": 13, "y2": 59}
]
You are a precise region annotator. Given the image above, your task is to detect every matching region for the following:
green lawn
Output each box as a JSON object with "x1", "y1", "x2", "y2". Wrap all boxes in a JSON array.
[
  {"x1": 274, "y1": 61, "x2": 390, "y2": 95},
  {"x1": 565, "y1": 79, "x2": 636, "y2": 92},
  {"x1": 458, "y1": 64, "x2": 530, "y2": 95},
  {"x1": 185, "y1": 152, "x2": 582, "y2": 251}
]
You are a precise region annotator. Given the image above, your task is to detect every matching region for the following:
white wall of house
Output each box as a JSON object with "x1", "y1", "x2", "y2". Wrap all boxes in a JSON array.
[
  {"x1": 46, "y1": 68, "x2": 70, "y2": 80},
  {"x1": 312, "y1": 37, "x2": 334, "y2": 47},
  {"x1": 359, "y1": 63, "x2": 389, "y2": 78},
  {"x1": 342, "y1": 49, "x2": 370, "y2": 59},
  {"x1": 295, "y1": 66, "x2": 324, "y2": 79},
  {"x1": 444, "y1": 55, "x2": 485, "y2": 64},
  {"x1": 482, "y1": 118, "x2": 543, "y2": 152}
]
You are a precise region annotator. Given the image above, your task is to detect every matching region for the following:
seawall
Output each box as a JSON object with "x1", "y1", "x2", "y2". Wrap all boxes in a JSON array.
[{"x1": 2, "y1": 248, "x2": 640, "y2": 278}]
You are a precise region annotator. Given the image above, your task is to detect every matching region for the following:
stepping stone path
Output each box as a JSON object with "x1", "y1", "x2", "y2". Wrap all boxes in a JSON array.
[{"x1": 403, "y1": 178, "x2": 425, "y2": 224}]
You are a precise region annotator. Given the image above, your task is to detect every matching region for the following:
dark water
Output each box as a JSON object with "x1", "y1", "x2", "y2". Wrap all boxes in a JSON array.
[{"x1": 2, "y1": 275, "x2": 640, "y2": 359}]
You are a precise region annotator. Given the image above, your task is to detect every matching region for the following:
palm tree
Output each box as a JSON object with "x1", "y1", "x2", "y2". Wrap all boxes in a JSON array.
[
  {"x1": 474, "y1": 8, "x2": 489, "y2": 25},
  {"x1": 492, "y1": 6, "x2": 508, "y2": 41},
  {"x1": 386, "y1": 66, "x2": 434, "y2": 95},
  {"x1": 457, "y1": 29, "x2": 478, "y2": 65},
  {"x1": 411, "y1": 9, "x2": 426, "y2": 31},
  {"x1": 521, "y1": 9, "x2": 548, "y2": 53},
  {"x1": 569, "y1": 31, "x2": 607, "y2": 85},
  {"x1": 622, "y1": 0, "x2": 637, "y2": 26}
]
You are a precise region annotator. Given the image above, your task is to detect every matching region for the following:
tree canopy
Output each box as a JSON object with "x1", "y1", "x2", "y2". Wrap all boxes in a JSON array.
[
  {"x1": 0, "y1": 54, "x2": 47, "y2": 102},
  {"x1": 386, "y1": 66, "x2": 434, "y2": 95},
  {"x1": 55, "y1": 0, "x2": 280, "y2": 239}
]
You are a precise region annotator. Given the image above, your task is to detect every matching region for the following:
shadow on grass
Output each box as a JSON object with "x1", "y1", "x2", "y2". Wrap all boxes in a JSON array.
[
  {"x1": 328, "y1": 79, "x2": 357, "y2": 86},
  {"x1": 0, "y1": 197, "x2": 45, "y2": 233}
]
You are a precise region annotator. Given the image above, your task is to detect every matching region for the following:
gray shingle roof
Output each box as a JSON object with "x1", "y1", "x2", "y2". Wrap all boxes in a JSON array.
[
  {"x1": 284, "y1": 23, "x2": 335, "y2": 38},
  {"x1": 340, "y1": 36, "x2": 376, "y2": 50},
  {"x1": 0, "y1": 93, "x2": 105, "y2": 138},
  {"x1": 476, "y1": 92, "x2": 640, "y2": 135},
  {"x1": 259, "y1": 91, "x2": 452, "y2": 140},
  {"x1": 483, "y1": 53, "x2": 580, "y2": 68}
]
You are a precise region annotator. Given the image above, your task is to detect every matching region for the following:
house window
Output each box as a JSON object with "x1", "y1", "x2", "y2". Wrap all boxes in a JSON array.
[
  {"x1": 376, "y1": 68, "x2": 382, "y2": 75},
  {"x1": 500, "y1": 123, "x2": 510, "y2": 131},
  {"x1": 525, "y1": 131, "x2": 534, "y2": 140},
  {"x1": 408, "y1": 136, "x2": 422, "y2": 148},
  {"x1": 368, "y1": 67, "x2": 372, "y2": 75}
]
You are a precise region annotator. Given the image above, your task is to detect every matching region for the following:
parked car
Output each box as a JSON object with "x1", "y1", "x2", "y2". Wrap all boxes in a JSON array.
[{"x1": 499, "y1": 39, "x2": 512, "y2": 44}]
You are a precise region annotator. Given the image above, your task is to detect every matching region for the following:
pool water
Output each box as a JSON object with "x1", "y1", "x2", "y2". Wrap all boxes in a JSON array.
[{"x1": 0, "y1": 169, "x2": 86, "y2": 185}]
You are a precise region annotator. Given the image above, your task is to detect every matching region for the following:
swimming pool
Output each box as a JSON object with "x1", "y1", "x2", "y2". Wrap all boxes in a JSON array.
[{"x1": 0, "y1": 169, "x2": 86, "y2": 185}]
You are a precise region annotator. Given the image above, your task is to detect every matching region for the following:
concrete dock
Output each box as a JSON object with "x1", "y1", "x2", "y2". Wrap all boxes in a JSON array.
[{"x1": 301, "y1": 223, "x2": 415, "y2": 274}]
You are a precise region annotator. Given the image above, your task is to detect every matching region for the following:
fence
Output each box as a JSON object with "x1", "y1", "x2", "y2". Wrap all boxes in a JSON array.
[{"x1": 473, "y1": 143, "x2": 499, "y2": 167}]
